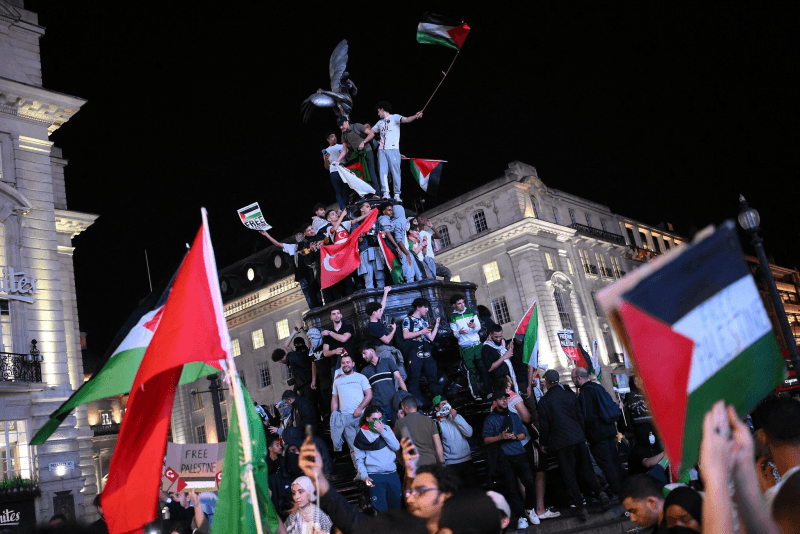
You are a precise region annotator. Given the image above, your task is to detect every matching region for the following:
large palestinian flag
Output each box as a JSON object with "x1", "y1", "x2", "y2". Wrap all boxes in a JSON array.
[
  {"x1": 514, "y1": 300, "x2": 540, "y2": 368},
  {"x1": 409, "y1": 159, "x2": 443, "y2": 196},
  {"x1": 378, "y1": 233, "x2": 404, "y2": 284},
  {"x1": 416, "y1": 13, "x2": 470, "y2": 51},
  {"x1": 605, "y1": 221, "x2": 784, "y2": 475}
]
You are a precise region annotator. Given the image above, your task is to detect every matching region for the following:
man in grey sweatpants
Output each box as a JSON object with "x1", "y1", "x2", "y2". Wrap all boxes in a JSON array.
[{"x1": 372, "y1": 101, "x2": 423, "y2": 202}]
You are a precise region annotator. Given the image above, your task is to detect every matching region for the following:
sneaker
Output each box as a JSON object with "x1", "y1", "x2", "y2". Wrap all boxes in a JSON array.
[
  {"x1": 382, "y1": 194, "x2": 390, "y2": 200},
  {"x1": 525, "y1": 510, "x2": 540, "y2": 525},
  {"x1": 537, "y1": 508, "x2": 561, "y2": 519},
  {"x1": 577, "y1": 507, "x2": 589, "y2": 521},
  {"x1": 394, "y1": 194, "x2": 402, "y2": 202},
  {"x1": 598, "y1": 491, "x2": 611, "y2": 511},
  {"x1": 517, "y1": 517, "x2": 529, "y2": 530}
]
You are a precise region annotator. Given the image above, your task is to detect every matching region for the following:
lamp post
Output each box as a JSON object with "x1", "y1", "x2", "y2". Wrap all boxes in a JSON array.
[
  {"x1": 191, "y1": 374, "x2": 228, "y2": 442},
  {"x1": 737, "y1": 195, "x2": 800, "y2": 378}
]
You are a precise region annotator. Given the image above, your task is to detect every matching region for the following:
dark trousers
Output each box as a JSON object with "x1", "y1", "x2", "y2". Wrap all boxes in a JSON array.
[
  {"x1": 407, "y1": 351, "x2": 441, "y2": 406},
  {"x1": 368, "y1": 471, "x2": 402, "y2": 511},
  {"x1": 447, "y1": 459, "x2": 478, "y2": 488},
  {"x1": 555, "y1": 442, "x2": 603, "y2": 506},
  {"x1": 298, "y1": 278, "x2": 320, "y2": 309},
  {"x1": 590, "y1": 437, "x2": 623, "y2": 495},
  {"x1": 499, "y1": 452, "x2": 537, "y2": 519},
  {"x1": 365, "y1": 149, "x2": 379, "y2": 197},
  {"x1": 317, "y1": 372, "x2": 333, "y2": 420},
  {"x1": 330, "y1": 170, "x2": 350, "y2": 209}
]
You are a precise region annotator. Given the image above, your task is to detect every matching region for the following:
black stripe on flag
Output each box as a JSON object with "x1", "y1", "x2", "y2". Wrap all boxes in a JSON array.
[{"x1": 421, "y1": 12, "x2": 464, "y2": 27}]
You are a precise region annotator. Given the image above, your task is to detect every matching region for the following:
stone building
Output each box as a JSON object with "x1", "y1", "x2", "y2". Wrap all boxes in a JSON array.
[
  {"x1": 0, "y1": 0, "x2": 98, "y2": 526},
  {"x1": 174, "y1": 161, "x2": 686, "y2": 440}
]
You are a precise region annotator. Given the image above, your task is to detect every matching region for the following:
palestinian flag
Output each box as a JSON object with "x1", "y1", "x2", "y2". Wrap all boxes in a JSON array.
[
  {"x1": 344, "y1": 148, "x2": 372, "y2": 184},
  {"x1": 577, "y1": 343, "x2": 595, "y2": 374},
  {"x1": 378, "y1": 233, "x2": 404, "y2": 284},
  {"x1": 409, "y1": 158, "x2": 443, "y2": 195},
  {"x1": 212, "y1": 379, "x2": 277, "y2": 534},
  {"x1": 31, "y1": 277, "x2": 218, "y2": 445},
  {"x1": 605, "y1": 221, "x2": 785, "y2": 475},
  {"x1": 514, "y1": 300, "x2": 540, "y2": 367},
  {"x1": 417, "y1": 13, "x2": 470, "y2": 51},
  {"x1": 591, "y1": 340, "x2": 602, "y2": 383}
]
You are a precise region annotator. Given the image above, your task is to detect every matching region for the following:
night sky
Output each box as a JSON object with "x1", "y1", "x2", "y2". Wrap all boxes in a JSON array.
[{"x1": 24, "y1": 1, "x2": 799, "y2": 354}]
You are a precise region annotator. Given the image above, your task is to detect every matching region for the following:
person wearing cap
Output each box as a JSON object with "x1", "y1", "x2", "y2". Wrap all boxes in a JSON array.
[
  {"x1": 482, "y1": 388, "x2": 540, "y2": 530},
  {"x1": 449, "y1": 294, "x2": 491, "y2": 400},
  {"x1": 538, "y1": 369, "x2": 610, "y2": 520},
  {"x1": 281, "y1": 390, "x2": 318, "y2": 437},
  {"x1": 272, "y1": 341, "x2": 314, "y2": 401},
  {"x1": 335, "y1": 117, "x2": 379, "y2": 197},
  {"x1": 372, "y1": 101, "x2": 423, "y2": 202},
  {"x1": 433, "y1": 395, "x2": 477, "y2": 487}
]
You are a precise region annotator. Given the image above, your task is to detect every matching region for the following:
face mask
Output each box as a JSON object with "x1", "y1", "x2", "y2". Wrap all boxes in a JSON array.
[
  {"x1": 285, "y1": 452, "x2": 302, "y2": 476},
  {"x1": 437, "y1": 403, "x2": 452, "y2": 417},
  {"x1": 649, "y1": 432, "x2": 656, "y2": 445}
]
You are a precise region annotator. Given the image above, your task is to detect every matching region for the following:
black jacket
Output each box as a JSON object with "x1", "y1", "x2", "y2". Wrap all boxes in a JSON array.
[
  {"x1": 578, "y1": 381, "x2": 618, "y2": 443},
  {"x1": 289, "y1": 395, "x2": 318, "y2": 434},
  {"x1": 537, "y1": 383, "x2": 586, "y2": 450},
  {"x1": 320, "y1": 485, "x2": 365, "y2": 534}
]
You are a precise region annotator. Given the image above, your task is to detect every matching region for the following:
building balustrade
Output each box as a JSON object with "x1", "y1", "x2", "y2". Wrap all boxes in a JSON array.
[
  {"x1": 569, "y1": 223, "x2": 627, "y2": 246},
  {"x1": 90, "y1": 422, "x2": 121, "y2": 436}
]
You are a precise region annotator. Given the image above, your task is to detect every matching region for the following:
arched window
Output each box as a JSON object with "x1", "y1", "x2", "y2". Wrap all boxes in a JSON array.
[
  {"x1": 530, "y1": 196, "x2": 540, "y2": 219},
  {"x1": 553, "y1": 287, "x2": 573, "y2": 330},
  {"x1": 473, "y1": 210, "x2": 488, "y2": 234},
  {"x1": 438, "y1": 226, "x2": 451, "y2": 247}
]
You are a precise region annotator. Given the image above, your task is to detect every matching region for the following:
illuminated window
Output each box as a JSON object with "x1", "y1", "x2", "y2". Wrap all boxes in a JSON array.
[
  {"x1": 565, "y1": 258, "x2": 574, "y2": 275},
  {"x1": 596, "y1": 253, "x2": 610, "y2": 277},
  {"x1": 611, "y1": 256, "x2": 622, "y2": 278},
  {"x1": 473, "y1": 210, "x2": 488, "y2": 234},
  {"x1": 568, "y1": 209, "x2": 576, "y2": 225},
  {"x1": 438, "y1": 226, "x2": 451, "y2": 247},
  {"x1": 544, "y1": 251, "x2": 554, "y2": 270},
  {"x1": 192, "y1": 388, "x2": 204, "y2": 411},
  {"x1": 553, "y1": 288, "x2": 573, "y2": 330},
  {"x1": 492, "y1": 297, "x2": 511, "y2": 324},
  {"x1": 552, "y1": 207, "x2": 560, "y2": 225},
  {"x1": 450, "y1": 275, "x2": 461, "y2": 282},
  {"x1": 0, "y1": 421, "x2": 31, "y2": 479},
  {"x1": 194, "y1": 425, "x2": 207, "y2": 444},
  {"x1": 483, "y1": 261, "x2": 501, "y2": 283},
  {"x1": 276, "y1": 319, "x2": 290, "y2": 340},
  {"x1": 258, "y1": 362, "x2": 272, "y2": 388},
  {"x1": 231, "y1": 338, "x2": 240, "y2": 357},
  {"x1": 530, "y1": 196, "x2": 540, "y2": 218},
  {"x1": 578, "y1": 249, "x2": 594, "y2": 274},
  {"x1": 0, "y1": 299, "x2": 11, "y2": 353},
  {"x1": 252, "y1": 329, "x2": 265, "y2": 349}
]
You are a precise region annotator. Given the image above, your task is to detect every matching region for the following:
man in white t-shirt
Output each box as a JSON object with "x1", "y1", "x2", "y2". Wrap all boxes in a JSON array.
[
  {"x1": 331, "y1": 353, "x2": 372, "y2": 467},
  {"x1": 416, "y1": 216, "x2": 442, "y2": 278},
  {"x1": 373, "y1": 101, "x2": 423, "y2": 202},
  {"x1": 322, "y1": 131, "x2": 349, "y2": 209}
]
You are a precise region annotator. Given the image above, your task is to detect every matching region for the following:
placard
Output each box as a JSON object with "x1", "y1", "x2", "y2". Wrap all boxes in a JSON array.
[
  {"x1": 237, "y1": 202, "x2": 271, "y2": 231},
  {"x1": 161, "y1": 442, "x2": 226, "y2": 492},
  {"x1": 557, "y1": 329, "x2": 579, "y2": 361}
]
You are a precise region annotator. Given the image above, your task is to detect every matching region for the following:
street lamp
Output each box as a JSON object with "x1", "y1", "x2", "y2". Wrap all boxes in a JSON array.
[{"x1": 738, "y1": 195, "x2": 800, "y2": 378}]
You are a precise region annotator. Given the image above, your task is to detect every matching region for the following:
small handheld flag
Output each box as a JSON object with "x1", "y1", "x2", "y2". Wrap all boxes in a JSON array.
[
  {"x1": 409, "y1": 159, "x2": 444, "y2": 195},
  {"x1": 514, "y1": 300, "x2": 540, "y2": 368}
]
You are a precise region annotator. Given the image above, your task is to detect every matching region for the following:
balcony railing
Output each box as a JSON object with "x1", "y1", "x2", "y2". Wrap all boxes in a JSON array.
[
  {"x1": 91, "y1": 422, "x2": 121, "y2": 436},
  {"x1": 583, "y1": 264, "x2": 598, "y2": 275},
  {"x1": 569, "y1": 223, "x2": 627, "y2": 246},
  {"x1": 600, "y1": 267, "x2": 615, "y2": 278},
  {"x1": 0, "y1": 351, "x2": 42, "y2": 383}
]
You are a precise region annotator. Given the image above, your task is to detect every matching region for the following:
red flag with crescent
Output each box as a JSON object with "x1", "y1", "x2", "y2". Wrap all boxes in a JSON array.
[{"x1": 320, "y1": 208, "x2": 378, "y2": 289}]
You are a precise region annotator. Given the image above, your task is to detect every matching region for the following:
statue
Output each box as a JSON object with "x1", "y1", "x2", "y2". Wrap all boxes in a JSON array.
[{"x1": 301, "y1": 40, "x2": 357, "y2": 123}]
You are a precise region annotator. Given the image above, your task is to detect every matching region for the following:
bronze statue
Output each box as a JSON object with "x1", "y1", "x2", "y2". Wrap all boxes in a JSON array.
[{"x1": 301, "y1": 39, "x2": 357, "y2": 123}]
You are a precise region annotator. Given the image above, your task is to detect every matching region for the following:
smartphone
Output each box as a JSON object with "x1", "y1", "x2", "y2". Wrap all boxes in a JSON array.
[
  {"x1": 401, "y1": 427, "x2": 419, "y2": 478},
  {"x1": 305, "y1": 424, "x2": 314, "y2": 441}
]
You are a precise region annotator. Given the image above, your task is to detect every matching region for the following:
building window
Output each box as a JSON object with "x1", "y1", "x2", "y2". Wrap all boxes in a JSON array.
[
  {"x1": 231, "y1": 338, "x2": 240, "y2": 357},
  {"x1": 600, "y1": 219, "x2": 608, "y2": 232},
  {"x1": 652, "y1": 236, "x2": 662, "y2": 254},
  {"x1": 664, "y1": 239, "x2": 671, "y2": 250},
  {"x1": 220, "y1": 416, "x2": 228, "y2": 440},
  {"x1": 450, "y1": 275, "x2": 461, "y2": 282},
  {"x1": 252, "y1": 329, "x2": 265, "y2": 350},
  {"x1": 438, "y1": 226, "x2": 451, "y2": 247},
  {"x1": 194, "y1": 425, "x2": 207, "y2": 444},
  {"x1": 473, "y1": 210, "x2": 488, "y2": 234},
  {"x1": 544, "y1": 251, "x2": 555, "y2": 270},
  {"x1": 611, "y1": 256, "x2": 623, "y2": 278},
  {"x1": 0, "y1": 421, "x2": 31, "y2": 479},
  {"x1": 492, "y1": 297, "x2": 511, "y2": 324},
  {"x1": 578, "y1": 249, "x2": 595, "y2": 275},
  {"x1": 596, "y1": 253, "x2": 611, "y2": 277},
  {"x1": 568, "y1": 208, "x2": 576, "y2": 225},
  {"x1": 639, "y1": 231, "x2": 650, "y2": 251},
  {"x1": 553, "y1": 288, "x2": 573, "y2": 330},
  {"x1": 483, "y1": 261, "x2": 501, "y2": 283},
  {"x1": 585, "y1": 213, "x2": 592, "y2": 227},
  {"x1": 0, "y1": 299, "x2": 11, "y2": 352},
  {"x1": 258, "y1": 361, "x2": 272, "y2": 388},
  {"x1": 626, "y1": 227, "x2": 636, "y2": 246},
  {"x1": 565, "y1": 258, "x2": 574, "y2": 275},
  {"x1": 530, "y1": 196, "x2": 540, "y2": 218},
  {"x1": 552, "y1": 207, "x2": 560, "y2": 225},
  {"x1": 192, "y1": 388, "x2": 204, "y2": 411},
  {"x1": 276, "y1": 319, "x2": 290, "y2": 340},
  {"x1": 780, "y1": 291, "x2": 800, "y2": 305}
]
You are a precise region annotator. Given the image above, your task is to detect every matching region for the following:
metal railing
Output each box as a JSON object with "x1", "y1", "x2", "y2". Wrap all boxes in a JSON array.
[
  {"x1": 0, "y1": 351, "x2": 42, "y2": 383},
  {"x1": 91, "y1": 422, "x2": 121, "y2": 436},
  {"x1": 569, "y1": 223, "x2": 627, "y2": 246}
]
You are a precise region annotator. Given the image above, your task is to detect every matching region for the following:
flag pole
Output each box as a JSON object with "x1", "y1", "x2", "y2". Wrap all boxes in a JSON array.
[
  {"x1": 221, "y1": 356, "x2": 265, "y2": 534},
  {"x1": 422, "y1": 50, "x2": 460, "y2": 113},
  {"x1": 403, "y1": 158, "x2": 449, "y2": 163}
]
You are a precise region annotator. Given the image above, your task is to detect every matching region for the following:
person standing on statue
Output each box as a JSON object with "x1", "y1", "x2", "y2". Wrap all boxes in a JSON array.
[
  {"x1": 372, "y1": 101, "x2": 423, "y2": 202},
  {"x1": 335, "y1": 117, "x2": 379, "y2": 198},
  {"x1": 449, "y1": 294, "x2": 491, "y2": 400}
]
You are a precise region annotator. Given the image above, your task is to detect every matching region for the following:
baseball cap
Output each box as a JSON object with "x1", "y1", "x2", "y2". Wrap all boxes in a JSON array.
[
  {"x1": 432, "y1": 395, "x2": 444, "y2": 407},
  {"x1": 544, "y1": 369, "x2": 560, "y2": 383},
  {"x1": 336, "y1": 116, "x2": 348, "y2": 126},
  {"x1": 493, "y1": 389, "x2": 510, "y2": 400}
]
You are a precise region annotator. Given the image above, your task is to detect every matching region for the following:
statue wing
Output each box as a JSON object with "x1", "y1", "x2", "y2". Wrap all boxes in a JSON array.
[
  {"x1": 301, "y1": 92, "x2": 336, "y2": 123},
  {"x1": 328, "y1": 39, "x2": 349, "y2": 93}
]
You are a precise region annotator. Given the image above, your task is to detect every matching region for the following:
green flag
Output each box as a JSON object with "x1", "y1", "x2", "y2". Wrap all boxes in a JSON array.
[{"x1": 212, "y1": 381, "x2": 277, "y2": 534}]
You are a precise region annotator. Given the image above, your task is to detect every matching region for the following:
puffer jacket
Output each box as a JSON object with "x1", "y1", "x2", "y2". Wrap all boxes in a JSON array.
[
  {"x1": 353, "y1": 425, "x2": 400, "y2": 481},
  {"x1": 438, "y1": 414, "x2": 473, "y2": 464}
]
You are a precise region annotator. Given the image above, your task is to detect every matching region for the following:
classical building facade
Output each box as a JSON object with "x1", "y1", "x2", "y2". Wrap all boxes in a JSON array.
[
  {"x1": 174, "y1": 161, "x2": 686, "y2": 440},
  {"x1": 0, "y1": 1, "x2": 99, "y2": 526}
]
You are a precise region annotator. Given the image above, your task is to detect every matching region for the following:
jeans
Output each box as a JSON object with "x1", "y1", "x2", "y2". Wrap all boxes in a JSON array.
[
  {"x1": 378, "y1": 149, "x2": 402, "y2": 196},
  {"x1": 298, "y1": 278, "x2": 320, "y2": 309},
  {"x1": 330, "y1": 168, "x2": 350, "y2": 209},
  {"x1": 406, "y1": 344, "x2": 441, "y2": 406},
  {"x1": 400, "y1": 250, "x2": 423, "y2": 283},
  {"x1": 555, "y1": 442, "x2": 603, "y2": 506},
  {"x1": 499, "y1": 452, "x2": 537, "y2": 519},
  {"x1": 368, "y1": 471, "x2": 402, "y2": 511},
  {"x1": 423, "y1": 256, "x2": 437, "y2": 277},
  {"x1": 589, "y1": 436, "x2": 622, "y2": 495},
  {"x1": 460, "y1": 344, "x2": 490, "y2": 397},
  {"x1": 435, "y1": 262, "x2": 452, "y2": 281}
]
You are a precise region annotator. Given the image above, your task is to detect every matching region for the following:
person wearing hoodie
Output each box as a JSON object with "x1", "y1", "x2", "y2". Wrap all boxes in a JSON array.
[
  {"x1": 432, "y1": 395, "x2": 477, "y2": 487},
  {"x1": 449, "y1": 294, "x2": 491, "y2": 400},
  {"x1": 354, "y1": 405, "x2": 403, "y2": 511}
]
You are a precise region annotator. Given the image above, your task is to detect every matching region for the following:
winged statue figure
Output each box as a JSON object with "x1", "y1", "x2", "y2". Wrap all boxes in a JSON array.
[{"x1": 301, "y1": 39, "x2": 358, "y2": 123}]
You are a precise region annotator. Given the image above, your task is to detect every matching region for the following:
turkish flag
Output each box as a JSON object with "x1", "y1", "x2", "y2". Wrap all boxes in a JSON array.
[
  {"x1": 320, "y1": 208, "x2": 378, "y2": 289},
  {"x1": 164, "y1": 467, "x2": 178, "y2": 482}
]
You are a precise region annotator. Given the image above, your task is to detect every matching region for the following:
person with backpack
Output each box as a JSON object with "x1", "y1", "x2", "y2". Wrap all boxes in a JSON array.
[
  {"x1": 335, "y1": 117, "x2": 380, "y2": 198},
  {"x1": 572, "y1": 366, "x2": 623, "y2": 498}
]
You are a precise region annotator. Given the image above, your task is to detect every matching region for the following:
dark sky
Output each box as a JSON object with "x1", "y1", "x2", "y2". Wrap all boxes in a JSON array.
[{"x1": 25, "y1": 1, "x2": 799, "y2": 353}]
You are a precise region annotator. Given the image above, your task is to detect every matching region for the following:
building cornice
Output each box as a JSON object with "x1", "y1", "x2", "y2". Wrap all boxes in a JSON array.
[
  {"x1": 226, "y1": 287, "x2": 304, "y2": 329},
  {"x1": 0, "y1": 76, "x2": 86, "y2": 135},
  {"x1": 55, "y1": 209, "x2": 98, "y2": 238}
]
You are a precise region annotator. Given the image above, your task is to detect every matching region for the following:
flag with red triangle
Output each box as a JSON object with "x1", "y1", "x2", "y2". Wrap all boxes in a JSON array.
[
  {"x1": 378, "y1": 233, "x2": 404, "y2": 284},
  {"x1": 599, "y1": 221, "x2": 785, "y2": 476},
  {"x1": 514, "y1": 300, "x2": 540, "y2": 368},
  {"x1": 409, "y1": 158, "x2": 443, "y2": 196},
  {"x1": 320, "y1": 209, "x2": 378, "y2": 289},
  {"x1": 416, "y1": 13, "x2": 470, "y2": 51},
  {"x1": 103, "y1": 209, "x2": 229, "y2": 534}
]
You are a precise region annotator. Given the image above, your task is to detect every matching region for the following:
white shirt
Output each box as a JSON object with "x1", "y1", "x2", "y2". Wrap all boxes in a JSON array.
[
  {"x1": 323, "y1": 144, "x2": 343, "y2": 168},
  {"x1": 419, "y1": 230, "x2": 435, "y2": 258},
  {"x1": 373, "y1": 114, "x2": 403, "y2": 150}
]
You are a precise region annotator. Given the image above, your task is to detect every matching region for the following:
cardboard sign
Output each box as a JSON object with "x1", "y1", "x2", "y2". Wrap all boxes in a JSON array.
[
  {"x1": 162, "y1": 443, "x2": 226, "y2": 492},
  {"x1": 557, "y1": 329, "x2": 579, "y2": 361},
  {"x1": 237, "y1": 202, "x2": 272, "y2": 231}
]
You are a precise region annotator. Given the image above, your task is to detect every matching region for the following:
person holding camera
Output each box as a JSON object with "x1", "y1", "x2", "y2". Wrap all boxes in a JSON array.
[{"x1": 401, "y1": 298, "x2": 442, "y2": 407}]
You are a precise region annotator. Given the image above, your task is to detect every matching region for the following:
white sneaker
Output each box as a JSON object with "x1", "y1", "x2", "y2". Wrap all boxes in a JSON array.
[
  {"x1": 382, "y1": 194, "x2": 390, "y2": 200},
  {"x1": 394, "y1": 194, "x2": 402, "y2": 202},
  {"x1": 526, "y1": 510, "x2": 540, "y2": 525},
  {"x1": 517, "y1": 517, "x2": 529, "y2": 529},
  {"x1": 538, "y1": 508, "x2": 561, "y2": 519}
]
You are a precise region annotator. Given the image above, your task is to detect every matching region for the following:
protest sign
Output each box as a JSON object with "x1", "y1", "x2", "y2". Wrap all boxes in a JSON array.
[
  {"x1": 238, "y1": 202, "x2": 272, "y2": 231},
  {"x1": 162, "y1": 442, "x2": 226, "y2": 492},
  {"x1": 557, "y1": 330, "x2": 579, "y2": 361}
]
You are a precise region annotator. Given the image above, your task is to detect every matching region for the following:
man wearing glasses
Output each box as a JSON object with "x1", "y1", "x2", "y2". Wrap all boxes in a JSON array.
[{"x1": 404, "y1": 464, "x2": 458, "y2": 534}]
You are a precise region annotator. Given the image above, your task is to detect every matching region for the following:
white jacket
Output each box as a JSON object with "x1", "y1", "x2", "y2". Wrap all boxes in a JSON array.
[
  {"x1": 439, "y1": 414, "x2": 473, "y2": 465},
  {"x1": 449, "y1": 309, "x2": 481, "y2": 348}
]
